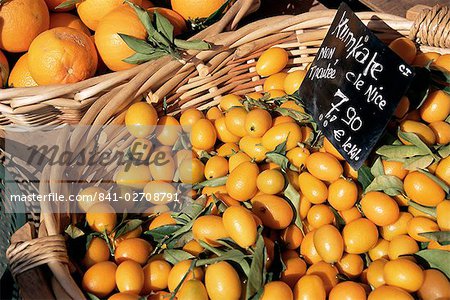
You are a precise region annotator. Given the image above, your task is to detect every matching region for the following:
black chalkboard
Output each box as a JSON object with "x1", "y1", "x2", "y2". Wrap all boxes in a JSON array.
[{"x1": 299, "y1": 3, "x2": 414, "y2": 169}]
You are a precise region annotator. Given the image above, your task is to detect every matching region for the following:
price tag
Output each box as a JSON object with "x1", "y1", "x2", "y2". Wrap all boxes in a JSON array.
[{"x1": 299, "y1": 2, "x2": 414, "y2": 169}]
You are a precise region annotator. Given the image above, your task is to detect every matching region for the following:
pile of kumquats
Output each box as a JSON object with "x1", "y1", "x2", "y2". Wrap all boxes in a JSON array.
[
  {"x1": 68, "y1": 38, "x2": 449, "y2": 300},
  {"x1": 0, "y1": 0, "x2": 225, "y2": 87}
]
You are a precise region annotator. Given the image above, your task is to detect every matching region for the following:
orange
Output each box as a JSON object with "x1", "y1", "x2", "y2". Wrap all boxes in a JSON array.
[
  {"x1": 284, "y1": 70, "x2": 307, "y2": 95},
  {"x1": 313, "y1": 224, "x2": 344, "y2": 263},
  {"x1": 360, "y1": 192, "x2": 400, "y2": 226},
  {"x1": 406, "y1": 216, "x2": 440, "y2": 242},
  {"x1": 115, "y1": 164, "x2": 152, "y2": 190},
  {"x1": 147, "y1": 291, "x2": 171, "y2": 300},
  {"x1": 82, "y1": 261, "x2": 117, "y2": 297},
  {"x1": 267, "y1": 89, "x2": 286, "y2": 98},
  {"x1": 293, "y1": 275, "x2": 326, "y2": 300},
  {"x1": 108, "y1": 293, "x2": 140, "y2": 300},
  {"x1": 245, "y1": 108, "x2": 272, "y2": 137},
  {"x1": 307, "y1": 204, "x2": 334, "y2": 229},
  {"x1": 149, "y1": 212, "x2": 176, "y2": 230},
  {"x1": 344, "y1": 162, "x2": 358, "y2": 180},
  {"x1": 45, "y1": 0, "x2": 74, "y2": 11},
  {"x1": 219, "y1": 94, "x2": 242, "y2": 111},
  {"x1": 0, "y1": 0, "x2": 49, "y2": 53},
  {"x1": 382, "y1": 160, "x2": 408, "y2": 180},
  {"x1": 190, "y1": 119, "x2": 217, "y2": 150},
  {"x1": 141, "y1": 0, "x2": 154, "y2": 8},
  {"x1": 429, "y1": 121, "x2": 450, "y2": 144},
  {"x1": 306, "y1": 261, "x2": 339, "y2": 294},
  {"x1": 368, "y1": 238, "x2": 390, "y2": 261},
  {"x1": 384, "y1": 258, "x2": 424, "y2": 292},
  {"x1": 412, "y1": 52, "x2": 440, "y2": 67},
  {"x1": 394, "y1": 96, "x2": 410, "y2": 118},
  {"x1": 280, "y1": 224, "x2": 303, "y2": 250},
  {"x1": 8, "y1": 54, "x2": 37, "y2": 87},
  {"x1": 228, "y1": 151, "x2": 251, "y2": 172},
  {"x1": 112, "y1": 226, "x2": 143, "y2": 246},
  {"x1": 125, "y1": 102, "x2": 158, "y2": 138},
  {"x1": 261, "y1": 281, "x2": 293, "y2": 300},
  {"x1": 404, "y1": 171, "x2": 445, "y2": 206},
  {"x1": 0, "y1": 50, "x2": 8, "y2": 87},
  {"x1": 177, "y1": 279, "x2": 208, "y2": 300},
  {"x1": 226, "y1": 161, "x2": 259, "y2": 201},
  {"x1": 86, "y1": 203, "x2": 117, "y2": 233},
  {"x1": 256, "y1": 169, "x2": 285, "y2": 195},
  {"x1": 82, "y1": 237, "x2": 110, "y2": 268},
  {"x1": 420, "y1": 90, "x2": 450, "y2": 123},
  {"x1": 225, "y1": 107, "x2": 248, "y2": 137},
  {"x1": 389, "y1": 37, "x2": 417, "y2": 64},
  {"x1": 95, "y1": 4, "x2": 146, "y2": 71},
  {"x1": 329, "y1": 281, "x2": 367, "y2": 300},
  {"x1": 116, "y1": 260, "x2": 144, "y2": 294},
  {"x1": 204, "y1": 156, "x2": 228, "y2": 179},
  {"x1": 437, "y1": 200, "x2": 450, "y2": 231},
  {"x1": 263, "y1": 72, "x2": 288, "y2": 91},
  {"x1": 327, "y1": 178, "x2": 358, "y2": 211},
  {"x1": 380, "y1": 211, "x2": 413, "y2": 241},
  {"x1": 367, "y1": 258, "x2": 388, "y2": 288},
  {"x1": 129, "y1": 138, "x2": 153, "y2": 161},
  {"x1": 167, "y1": 260, "x2": 204, "y2": 292},
  {"x1": 143, "y1": 181, "x2": 177, "y2": 205},
  {"x1": 206, "y1": 106, "x2": 223, "y2": 121},
  {"x1": 239, "y1": 136, "x2": 268, "y2": 162},
  {"x1": 149, "y1": 151, "x2": 176, "y2": 182},
  {"x1": 323, "y1": 138, "x2": 344, "y2": 160},
  {"x1": 262, "y1": 122, "x2": 302, "y2": 151},
  {"x1": 280, "y1": 100, "x2": 305, "y2": 112},
  {"x1": 338, "y1": 207, "x2": 362, "y2": 224},
  {"x1": 280, "y1": 257, "x2": 307, "y2": 288},
  {"x1": 286, "y1": 147, "x2": 310, "y2": 168},
  {"x1": 387, "y1": 234, "x2": 419, "y2": 260},
  {"x1": 215, "y1": 116, "x2": 240, "y2": 143},
  {"x1": 205, "y1": 261, "x2": 241, "y2": 300},
  {"x1": 336, "y1": 253, "x2": 364, "y2": 279},
  {"x1": 77, "y1": 0, "x2": 142, "y2": 31},
  {"x1": 179, "y1": 108, "x2": 204, "y2": 132},
  {"x1": 147, "y1": 7, "x2": 186, "y2": 36},
  {"x1": 434, "y1": 54, "x2": 450, "y2": 72},
  {"x1": 171, "y1": 0, "x2": 226, "y2": 20},
  {"x1": 142, "y1": 259, "x2": 171, "y2": 294},
  {"x1": 216, "y1": 142, "x2": 239, "y2": 157},
  {"x1": 305, "y1": 152, "x2": 343, "y2": 182},
  {"x1": 223, "y1": 206, "x2": 257, "y2": 248},
  {"x1": 28, "y1": 27, "x2": 97, "y2": 85},
  {"x1": 251, "y1": 194, "x2": 293, "y2": 230},
  {"x1": 246, "y1": 92, "x2": 264, "y2": 100},
  {"x1": 298, "y1": 172, "x2": 328, "y2": 204},
  {"x1": 192, "y1": 215, "x2": 228, "y2": 246},
  {"x1": 342, "y1": 218, "x2": 378, "y2": 254},
  {"x1": 399, "y1": 120, "x2": 436, "y2": 145},
  {"x1": 114, "y1": 238, "x2": 152, "y2": 265},
  {"x1": 368, "y1": 286, "x2": 414, "y2": 300},
  {"x1": 300, "y1": 230, "x2": 322, "y2": 265},
  {"x1": 182, "y1": 240, "x2": 204, "y2": 257},
  {"x1": 299, "y1": 195, "x2": 312, "y2": 220},
  {"x1": 256, "y1": 47, "x2": 289, "y2": 77},
  {"x1": 417, "y1": 269, "x2": 450, "y2": 300},
  {"x1": 436, "y1": 156, "x2": 450, "y2": 186},
  {"x1": 49, "y1": 13, "x2": 90, "y2": 35},
  {"x1": 155, "y1": 116, "x2": 181, "y2": 146}
]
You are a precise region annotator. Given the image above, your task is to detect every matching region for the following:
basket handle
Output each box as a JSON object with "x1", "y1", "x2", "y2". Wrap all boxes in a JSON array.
[{"x1": 408, "y1": 4, "x2": 450, "y2": 49}]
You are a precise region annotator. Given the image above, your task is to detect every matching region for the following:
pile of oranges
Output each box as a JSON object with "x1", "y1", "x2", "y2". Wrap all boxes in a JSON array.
[
  {"x1": 72, "y1": 37, "x2": 450, "y2": 300},
  {"x1": 0, "y1": 0, "x2": 227, "y2": 87}
]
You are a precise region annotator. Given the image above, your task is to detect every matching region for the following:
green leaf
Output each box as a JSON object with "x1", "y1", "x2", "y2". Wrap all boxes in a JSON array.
[
  {"x1": 55, "y1": 0, "x2": 80, "y2": 9},
  {"x1": 403, "y1": 155, "x2": 434, "y2": 171},
  {"x1": 163, "y1": 249, "x2": 195, "y2": 265},
  {"x1": 418, "y1": 231, "x2": 450, "y2": 245},
  {"x1": 274, "y1": 107, "x2": 314, "y2": 124},
  {"x1": 171, "y1": 231, "x2": 195, "y2": 249},
  {"x1": 246, "y1": 232, "x2": 266, "y2": 299},
  {"x1": 118, "y1": 34, "x2": 157, "y2": 54},
  {"x1": 283, "y1": 182, "x2": 302, "y2": 230},
  {"x1": 266, "y1": 152, "x2": 295, "y2": 172},
  {"x1": 398, "y1": 130, "x2": 434, "y2": 156},
  {"x1": 414, "y1": 249, "x2": 450, "y2": 278},
  {"x1": 154, "y1": 11, "x2": 174, "y2": 43},
  {"x1": 330, "y1": 207, "x2": 346, "y2": 230},
  {"x1": 145, "y1": 224, "x2": 183, "y2": 242},
  {"x1": 189, "y1": 0, "x2": 231, "y2": 30},
  {"x1": 357, "y1": 165, "x2": 374, "y2": 191},
  {"x1": 113, "y1": 219, "x2": 143, "y2": 240},
  {"x1": 418, "y1": 169, "x2": 450, "y2": 194},
  {"x1": 193, "y1": 176, "x2": 228, "y2": 189},
  {"x1": 174, "y1": 39, "x2": 211, "y2": 50},
  {"x1": 272, "y1": 140, "x2": 288, "y2": 155},
  {"x1": 370, "y1": 157, "x2": 384, "y2": 177},
  {"x1": 65, "y1": 224, "x2": 85, "y2": 239},
  {"x1": 126, "y1": 1, "x2": 156, "y2": 37},
  {"x1": 123, "y1": 51, "x2": 167, "y2": 64},
  {"x1": 376, "y1": 144, "x2": 430, "y2": 159},
  {"x1": 87, "y1": 293, "x2": 101, "y2": 300},
  {"x1": 438, "y1": 144, "x2": 450, "y2": 159},
  {"x1": 408, "y1": 200, "x2": 437, "y2": 218},
  {"x1": 365, "y1": 175, "x2": 404, "y2": 196},
  {"x1": 196, "y1": 249, "x2": 251, "y2": 275}
]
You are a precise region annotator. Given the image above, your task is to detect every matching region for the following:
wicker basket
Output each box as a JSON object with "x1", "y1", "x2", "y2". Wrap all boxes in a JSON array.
[{"x1": 5, "y1": 4, "x2": 450, "y2": 300}]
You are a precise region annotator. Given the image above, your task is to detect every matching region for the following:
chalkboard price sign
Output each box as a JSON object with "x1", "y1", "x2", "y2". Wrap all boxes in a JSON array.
[{"x1": 299, "y1": 3, "x2": 415, "y2": 169}]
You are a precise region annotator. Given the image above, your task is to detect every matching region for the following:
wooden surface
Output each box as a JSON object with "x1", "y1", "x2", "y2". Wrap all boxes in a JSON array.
[{"x1": 359, "y1": 0, "x2": 450, "y2": 17}]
